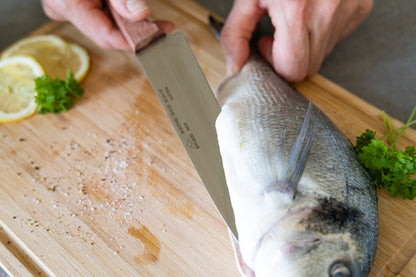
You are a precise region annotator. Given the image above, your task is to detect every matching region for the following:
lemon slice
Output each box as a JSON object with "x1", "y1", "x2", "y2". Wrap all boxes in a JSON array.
[
  {"x1": 0, "y1": 56, "x2": 44, "y2": 123},
  {"x1": 68, "y1": 43, "x2": 90, "y2": 81},
  {"x1": 1, "y1": 35, "x2": 89, "y2": 81}
]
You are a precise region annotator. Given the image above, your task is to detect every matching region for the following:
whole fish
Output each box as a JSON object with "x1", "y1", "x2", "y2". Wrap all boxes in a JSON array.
[{"x1": 215, "y1": 55, "x2": 378, "y2": 277}]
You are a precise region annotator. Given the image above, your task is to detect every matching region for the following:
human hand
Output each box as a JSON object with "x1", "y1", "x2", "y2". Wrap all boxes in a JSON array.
[
  {"x1": 41, "y1": 0, "x2": 173, "y2": 50},
  {"x1": 221, "y1": 0, "x2": 373, "y2": 82}
]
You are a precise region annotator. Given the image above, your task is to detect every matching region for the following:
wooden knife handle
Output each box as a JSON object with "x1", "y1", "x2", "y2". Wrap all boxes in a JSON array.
[{"x1": 104, "y1": 0, "x2": 165, "y2": 52}]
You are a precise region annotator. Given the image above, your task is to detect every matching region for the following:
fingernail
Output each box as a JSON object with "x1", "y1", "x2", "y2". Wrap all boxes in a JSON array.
[
  {"x1": 226, "y1": 56, "x2": 235, "y2": 76},
  {"x1": 127, "y1": 0, "x2": 150, "y2": 16}
]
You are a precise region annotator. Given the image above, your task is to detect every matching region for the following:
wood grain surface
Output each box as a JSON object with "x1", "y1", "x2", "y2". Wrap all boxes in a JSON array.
[{"x1": 1, "y1": 0, "x2": 415, "y2": 276}]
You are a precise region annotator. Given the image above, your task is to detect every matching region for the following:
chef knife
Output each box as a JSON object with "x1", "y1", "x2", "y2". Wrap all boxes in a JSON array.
[{"x1": 104, "y1": 1, "x2": 238, "y2": 239}]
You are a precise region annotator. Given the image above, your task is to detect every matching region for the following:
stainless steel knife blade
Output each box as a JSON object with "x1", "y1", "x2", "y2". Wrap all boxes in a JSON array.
[{"x1": 105, "y1": 1, "x2": 238, "y2": 239}]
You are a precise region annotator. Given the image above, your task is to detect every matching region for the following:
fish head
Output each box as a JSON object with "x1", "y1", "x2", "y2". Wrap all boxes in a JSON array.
[{"x1": 252, "y1": 198, "x2": 374, "y2": 277}]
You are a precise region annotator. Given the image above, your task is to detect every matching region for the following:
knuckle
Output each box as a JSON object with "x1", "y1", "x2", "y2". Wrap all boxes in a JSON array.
[{"x1": 276, "y1": 62, "x2": 307, "y2": 83}]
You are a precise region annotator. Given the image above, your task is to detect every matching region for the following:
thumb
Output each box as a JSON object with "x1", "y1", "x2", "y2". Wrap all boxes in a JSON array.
[
  {"x1": 109, "y1": 0, "x2": 151, "y2": 21},
  {"x1": 220, "y1": 0, "x2": 265, "y2": 75}
]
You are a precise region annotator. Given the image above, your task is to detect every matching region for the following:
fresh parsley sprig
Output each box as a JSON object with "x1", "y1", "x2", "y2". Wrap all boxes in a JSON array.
[
  {"x1": 34, "y1": 70, "x2": 84, "y2": 114},
  {"x1": 355, "y1": 105, "x2": 416, "y2": 199}
]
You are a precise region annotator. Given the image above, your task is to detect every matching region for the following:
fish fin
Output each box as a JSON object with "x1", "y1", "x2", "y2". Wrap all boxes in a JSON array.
[
  {"x1": 229, "y1": 230, "x2": 256, "y2": 277},
  {"x1": 267, "y1": 99, "x2": 318, "y2": 198}
]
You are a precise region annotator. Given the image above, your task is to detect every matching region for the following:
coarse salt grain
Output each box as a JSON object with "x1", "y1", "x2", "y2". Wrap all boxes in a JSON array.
[{"x1": 119, "y1": 161, "x2": 128, "y2": 168}]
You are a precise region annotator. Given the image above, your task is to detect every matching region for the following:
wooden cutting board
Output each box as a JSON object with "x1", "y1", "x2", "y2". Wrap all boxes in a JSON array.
[{"x1": 1, "y1": 0, "x2": 415, "y2": 276}]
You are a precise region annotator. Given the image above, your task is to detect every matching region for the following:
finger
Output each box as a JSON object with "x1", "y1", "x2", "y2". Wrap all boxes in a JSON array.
[
  {"x1": 154, "y1": 20, "x2": 175, "y2": 34},
  {"x1": 109, "y1": 0, "x2": 151, "y2": 21},
  {"x1": 307, "y1": 0, "x2": 342, "y2": 76},
  {"x1": 257, "y1": 35, "x2": 273, "y2": 65},
  {"x1": 266, "y1": 0, "x2": 310, "y2": 82},
  {"x1": 68, "y1": 2, "x2": 131, "y2": 50},
  {"x1": 220, "y1": 0, "x2": 265, "y2": 75},
  {"x1": 41, "y1": 0, "x2": 69, "y2": 21}
]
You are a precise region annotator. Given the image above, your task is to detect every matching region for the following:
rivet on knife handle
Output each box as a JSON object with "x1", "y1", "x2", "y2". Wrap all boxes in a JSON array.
[{"x1": 104, "y1": 0, "x2": 165, "y2": 52}]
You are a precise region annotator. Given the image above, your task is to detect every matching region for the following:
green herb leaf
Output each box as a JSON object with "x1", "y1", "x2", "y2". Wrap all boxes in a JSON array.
[
  {"x1": 355, "y1": 105, "x2": 416, "y2": 199},
  {"x1": 34, "y1": 70, "x2": 84, "y2": 114},
  {"x1": 65, "y1": 71, "x2": 84, "y2": 99},
  {"x1": 355, "y1": 129, "x2": 376, "y2": 154}
]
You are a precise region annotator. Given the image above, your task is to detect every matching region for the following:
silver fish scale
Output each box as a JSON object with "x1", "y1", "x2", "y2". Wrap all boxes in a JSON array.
[{"x1": 216, "y1": 55, "x2": 378, "y2": 276}]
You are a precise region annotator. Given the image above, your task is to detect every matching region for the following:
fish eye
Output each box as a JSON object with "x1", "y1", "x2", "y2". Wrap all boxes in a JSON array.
[{"x1": 329, "y1": 262, "x2": 351, "y2": 277}]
